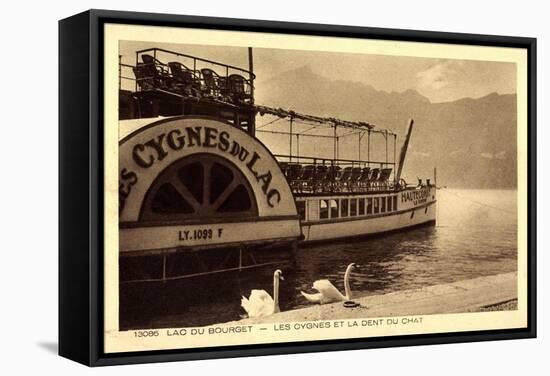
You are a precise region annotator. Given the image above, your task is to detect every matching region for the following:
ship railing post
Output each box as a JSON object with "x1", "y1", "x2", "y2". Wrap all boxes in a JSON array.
[
  {"x1": 330, "y1": 159, "x2": 335, "y2": 193},
  {"x1": 385, "y1": 129, "x2": 388, "y2": 167},
  {"x1": 367, "y1": 129, "x2": 371, "y2": 167},
  {"x1": 312, "y1": 157, "x2": 316, "y2": 192},
  {"x1": 248, "y1": 47, "x2": 255, "y2": 108},
  {"x1": 393, "y1": 133, "x2": 397, "y2": 185},
  {"x1": 134, "y1": 51, "x2": 138, "y2": 92},
  {"x1": 289, "y1": 114, "x2": 294, "y2": 162},
  {"x1": 358, "y1": 131, "x2": 361, "y2": 161}
]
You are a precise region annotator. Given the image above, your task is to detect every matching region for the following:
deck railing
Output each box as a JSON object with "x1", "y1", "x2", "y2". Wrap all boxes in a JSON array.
[
  {"x1": 274, "y1": 154, "x2": 397, "y2": 194},
  {"x1": 119, "y1": 48, "x2": 255, "y2": 105}
]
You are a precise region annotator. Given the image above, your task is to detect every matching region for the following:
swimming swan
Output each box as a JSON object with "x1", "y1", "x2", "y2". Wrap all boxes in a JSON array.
[
  {"x1": 301, "y1": 263, "x2": 357, "y2": 304},
  {"x1": 241, "y1": 269, "x2": 284, "y2": 318}
]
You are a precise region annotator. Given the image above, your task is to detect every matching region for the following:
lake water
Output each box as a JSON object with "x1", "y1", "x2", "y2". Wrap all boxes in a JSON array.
[{"x1": 120, "y1": 189, "x2": 517, "y2": 329}]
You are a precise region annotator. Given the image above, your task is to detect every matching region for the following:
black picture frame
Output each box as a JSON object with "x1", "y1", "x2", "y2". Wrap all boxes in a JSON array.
[{"x1": 59, "y1": 9, "x2": 537, "y2": 366}]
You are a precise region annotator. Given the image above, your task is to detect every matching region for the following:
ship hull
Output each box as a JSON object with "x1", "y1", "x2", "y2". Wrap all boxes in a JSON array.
[
  {"x1": 118, "y1": 116, "x2": 437, "y2": 280},
  {"x1": 296, "y1": 186, "x2": 437, "y2": 243},
  {"x1": 301, "y1": 200, "x2": 436, "y2": 242}
]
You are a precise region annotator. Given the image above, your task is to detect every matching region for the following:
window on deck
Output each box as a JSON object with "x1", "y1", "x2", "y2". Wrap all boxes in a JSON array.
[
  {"x1": 341, "y1": 199, "x2": 349, "y2": 217},
  {"x1": 296, "y1": 200, "x2": 306, "y2": 220},
  {"x1": 330, "y1": 199, "x2": 339, "y2": 218},
  {"x1": 320, "y1": 199, "x2": 329, "y2": 219},
  {"x1": 350, "y1": 199, "x2": 357, "y2": 216},
  {"x1": 358, "y1": 198, "x2": 365, "y2": 215}
]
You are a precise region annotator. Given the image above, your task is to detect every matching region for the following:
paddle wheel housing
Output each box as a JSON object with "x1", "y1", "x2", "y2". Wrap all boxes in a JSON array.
[{"x1": 119, "y1": 117, "x2": 301, "y2": 282}]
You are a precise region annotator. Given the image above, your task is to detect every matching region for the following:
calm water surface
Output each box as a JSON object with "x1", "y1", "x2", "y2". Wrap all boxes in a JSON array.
[{"x1": 120, "y1": 189, "x2": 517, "y2": 329}]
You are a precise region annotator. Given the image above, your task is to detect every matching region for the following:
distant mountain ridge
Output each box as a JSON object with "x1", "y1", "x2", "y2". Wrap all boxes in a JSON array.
[{"x1": 255, "y1": 66, "x2": 517, "y2": 189}]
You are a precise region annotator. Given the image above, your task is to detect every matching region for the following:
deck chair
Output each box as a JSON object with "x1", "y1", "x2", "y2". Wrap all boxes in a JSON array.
[
  {"x1": 168, "y1": 62, "x2": 199, "y2": 95},
  {"x1": 134, "y1": 54, "x2": 170, "y2": 90},
  {"x1": 358, "y1": 167, "x2": 371, "y2": 190},
  {"x1": 327, "y1": 165, "x2": 343, "y2": 192},
  {"x1": 141, "y1": 54, "x2": 156, "y2": 65},
  {"x1": 201, "y1": 68, "x2": 222, "y2": 97},
  {"x1": 287, "y1": 164, "x2": 303, "y2": 192},
  {"x1": 340, "y1": 167, "x2": 354, "y2": 192},
  {"x1": 314, "y1": 165, "x2": 329, "y2": 192},
  {"x1": 378, "y1": 168, "x2": 393, "y2": 190},
  {"x1": 378, "y1": 168, "x2": 392, "y2": 181},
  {"x1": 349, "y1": 167, "x2": 363, "y2": 192},
  {"x1": 133, "y1": 64, "x2": 154, "y2": 90},
  {"x1": 228, "y1": 74, "x2": 249, "y2": 103},
  {"x1": 369, "y1": 168, "x2": 381, "y2": 190},
  {"x1": 142, "y1": 54, "x2": 170, "y2": 74},
  {"x1": 133, "y1": 63, "x2": 165, "y2": 91},
  {"x1": 288, "y1": 164, "x2": 303, "y2": 180},
  {"x1": 298, "y1": 165, "x2": 316, "y2": 192},
  {"x1": 278, "y1": 162, "x2": 289, "y2": 180}
]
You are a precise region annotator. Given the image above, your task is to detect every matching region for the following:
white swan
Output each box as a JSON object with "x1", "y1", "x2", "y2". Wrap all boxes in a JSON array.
[
  {"x1": 241, "y1": 269, "x2": 284, "y2": 318},
  {"x1": 301, "y1": 263, "x2": 357, "y2": 304}
]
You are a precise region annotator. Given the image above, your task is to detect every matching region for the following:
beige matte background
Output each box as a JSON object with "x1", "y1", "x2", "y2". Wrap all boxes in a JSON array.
[{"x1": 104, "y1": 23, "x2": 528, "y2": 353}]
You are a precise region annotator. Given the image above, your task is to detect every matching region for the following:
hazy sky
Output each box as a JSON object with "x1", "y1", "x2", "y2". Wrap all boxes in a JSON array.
[{"x1": 120, "y1": 41, "x2": 516, "y2": 103}]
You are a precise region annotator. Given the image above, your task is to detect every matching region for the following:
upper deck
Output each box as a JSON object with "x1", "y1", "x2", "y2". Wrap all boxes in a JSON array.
[
  {"x1": 120, "y1": 47, "x2": 257, "y2": 134},
  {"x1": 119, "y1": 47, "x2": 422, "y2": 197},
  {"x1": 276, "y1": 154, "x2": 399, "y2": 195}
]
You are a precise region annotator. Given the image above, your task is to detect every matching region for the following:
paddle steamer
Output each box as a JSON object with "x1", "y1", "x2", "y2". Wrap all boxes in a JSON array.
[{"x1": 118, "y1": 47, "x2": 436, "y2": 283}]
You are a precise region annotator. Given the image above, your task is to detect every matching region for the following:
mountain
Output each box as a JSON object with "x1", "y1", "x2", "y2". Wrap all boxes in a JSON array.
[{"x1": 255, "y1": 66, "x2": 517, "y2": 189}]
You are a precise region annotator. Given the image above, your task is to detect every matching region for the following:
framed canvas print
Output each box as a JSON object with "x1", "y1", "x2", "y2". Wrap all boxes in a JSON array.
[{"x1": 59, "y1": 9, "x2": 536, "y2": 366}]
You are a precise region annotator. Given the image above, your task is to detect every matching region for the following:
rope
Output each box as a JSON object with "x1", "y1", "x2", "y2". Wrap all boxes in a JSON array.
[
  {"x1": 292, "y1": 118, "x2": 329, "y2": 128},
  {"x1": 256, "y1": 129, "x2": 334, "y2": 139},
  {"x1": 255, "y1": 104, "x2": 384, "y2": 132},
  {"x1": 340, "y1": 129, "x2": 361, "y2": 138},
  {"x1": 440, "y1": 188, "x2": 516, "y2": 215},
  {"x1": 256, "y1": 117, "x2": 282, "y2": 129},
  {"x1": 299, "y1": 124, "x2": 322, "y2": 135}
]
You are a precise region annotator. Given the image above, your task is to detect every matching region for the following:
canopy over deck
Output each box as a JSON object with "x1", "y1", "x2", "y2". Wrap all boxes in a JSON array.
[{"x1": 255, "y1": 105, "x2": 395, "y2": 136}]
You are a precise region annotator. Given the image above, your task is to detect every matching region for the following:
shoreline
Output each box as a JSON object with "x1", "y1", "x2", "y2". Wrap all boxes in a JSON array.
[{"x1": 232, "y1": 272, "x2": 517, "y2": 325}]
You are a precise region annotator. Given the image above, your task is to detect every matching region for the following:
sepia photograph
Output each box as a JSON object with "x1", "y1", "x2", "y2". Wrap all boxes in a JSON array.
[{"x1": 101, "y1": 22, "x2": 530, "y2": 354}]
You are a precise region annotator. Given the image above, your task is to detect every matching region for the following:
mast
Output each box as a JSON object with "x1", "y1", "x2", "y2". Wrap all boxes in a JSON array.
[
  {"x1": 248, "y1": 47, "x2": 256, "y2": 135},
  {"x1": 395, "y1": 119, "x2": 414, "y2": 182}
]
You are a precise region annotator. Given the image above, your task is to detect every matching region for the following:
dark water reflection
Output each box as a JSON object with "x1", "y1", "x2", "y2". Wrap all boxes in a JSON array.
[{"x1": 120, "y1": 189, "x2": 517, "y2": 329}]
